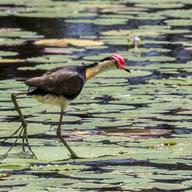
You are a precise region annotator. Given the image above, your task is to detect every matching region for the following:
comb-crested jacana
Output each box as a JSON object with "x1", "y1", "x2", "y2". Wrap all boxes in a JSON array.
[{"x1": 1, "y1": 53, "x2": 130, "y2": 159}]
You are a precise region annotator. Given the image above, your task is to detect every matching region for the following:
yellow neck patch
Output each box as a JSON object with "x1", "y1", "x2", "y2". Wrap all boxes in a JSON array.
[
  {"x1": 85, "y1": 65, "x2": 99, "y2": 80},
  {"x1": 85, "y1": 60, "x2": 116, "y2": 80}
]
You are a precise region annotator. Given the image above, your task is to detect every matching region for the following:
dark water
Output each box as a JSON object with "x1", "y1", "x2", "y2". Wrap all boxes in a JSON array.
[
  {"x1": 0, "y1": 13, "x2": 192, "y2": 81},
  {"x1": 0, "y1": 1, "x2": 192, "y2": 191}
]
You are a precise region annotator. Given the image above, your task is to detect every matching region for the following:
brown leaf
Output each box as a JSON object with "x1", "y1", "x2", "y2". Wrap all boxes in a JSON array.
[
  {"x1": 103, "y1": 128, "x2": 172, "y2": 138},
  {"x1": 34, "y1": 38, "x2": 104, "y2": 47},
  {"x1": 63, "y1": 128, "x2": 172, "y2": 141}
]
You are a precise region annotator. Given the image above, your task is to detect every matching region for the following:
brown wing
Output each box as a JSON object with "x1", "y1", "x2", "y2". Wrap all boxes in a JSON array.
[{"x1": 25, "y1": 68, "x2": 84, "y2": 98}]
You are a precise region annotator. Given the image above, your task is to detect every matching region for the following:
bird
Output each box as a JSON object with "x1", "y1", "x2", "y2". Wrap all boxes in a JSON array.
[{"x1": 1, "y1": 53, "x2": 130, "y2": 159}]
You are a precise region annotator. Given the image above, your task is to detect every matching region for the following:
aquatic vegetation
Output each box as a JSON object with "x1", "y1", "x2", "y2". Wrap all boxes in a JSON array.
[
  {"x1": 0, "y1": 0, "x2": 192, "y2": 191},
  {"x1": 34, "y1": 38, "x2": 104, "y2": 47}
]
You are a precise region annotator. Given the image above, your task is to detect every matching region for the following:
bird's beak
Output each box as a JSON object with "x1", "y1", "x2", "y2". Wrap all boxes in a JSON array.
[
  {"x1": 124, "y1": 68, "x2": 131, "y2": 72},
  {"x1": 124, "y1": 60, "x2": 131, "y2": 72}
]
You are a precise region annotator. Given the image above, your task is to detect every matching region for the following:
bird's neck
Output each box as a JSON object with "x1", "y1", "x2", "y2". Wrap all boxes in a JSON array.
[{"x1": 85, "y1": 60, "x2": 116, "y2": 80}]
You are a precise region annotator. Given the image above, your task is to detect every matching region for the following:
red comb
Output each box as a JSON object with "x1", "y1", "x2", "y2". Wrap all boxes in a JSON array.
[{"x1": 111, "y1": 53, "x2": 125, "y2": 70}]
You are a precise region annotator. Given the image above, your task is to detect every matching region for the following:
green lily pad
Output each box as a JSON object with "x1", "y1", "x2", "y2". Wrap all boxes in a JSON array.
[
  {"x1": 0, "y1": 38, "x2": 26, "y2": 46},
  {"x1": 148, "y1": 78, "x2": 192, "y2": 86},
  {"x1": 0, "y1": 51, "x2": 18, "y2": 57},
  {"x1": 165, "y1": 19, "x2": 192, "y2": 26},
  {"x1": 135, "y1": 3, "x2": 184, "y2": 9},
  {"x1": 0, "y1": 0, "x2": 192, "y2": 191},
  {"x1": 0, "y1": 58, "x2": 25, "y2": 64},
  {"x1": 0, "y1": 28, "x2": 43, "y2": 38}
]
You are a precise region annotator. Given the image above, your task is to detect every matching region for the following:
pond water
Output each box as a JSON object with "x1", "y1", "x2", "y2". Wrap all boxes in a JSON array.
[{"x1": 0, "y1": 0, "x2": 192, "y2": 191}]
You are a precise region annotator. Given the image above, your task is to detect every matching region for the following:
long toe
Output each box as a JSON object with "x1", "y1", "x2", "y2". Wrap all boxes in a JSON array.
[
  {"x1": 68, "y1": 153, "x2": 82, "y2": 159},
  {"x1": 0, "y1": 154, "x2": 8, "y2": 160}
]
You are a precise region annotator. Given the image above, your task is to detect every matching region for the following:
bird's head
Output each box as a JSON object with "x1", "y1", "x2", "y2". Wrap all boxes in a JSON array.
[
  {"x1": 85, "y1": 53, "x2": 130, "y2": 80},
  {"x1": 99, "y1": 53, "x2": 130, "y2": 72},
  {"x1": 111, "y1": 53, "x2": 130, "y2": 72}
]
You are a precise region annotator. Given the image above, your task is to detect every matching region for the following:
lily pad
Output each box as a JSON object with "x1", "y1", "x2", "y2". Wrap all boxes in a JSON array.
[
  {"x1": 0, "y1": 28, "x2": 43, "y2": 39},
  {"x1": 148, "y1": 78, "x2": 192, "y2": 86},
  {"x1": 0, "y1": 0, "x2": 192, "y2": 191},
  {"x1": 0, "y1": 38, "x2": 26, "y2": 46},
  {"x1": 0, "y1": 58, "x2": 25, "y2": 64},
  {"x1": 0, "y1": 51, "x2": 18, "y2": 57},
  {"x1": 34, "y1": 38, "x2": 104, "y2": 47},
  {"x1": 135, "y1": 3, "x2": 184, "y2": 9},
  {"x1": 165, "y1": 19, "x2": 192, "y2": 26}
]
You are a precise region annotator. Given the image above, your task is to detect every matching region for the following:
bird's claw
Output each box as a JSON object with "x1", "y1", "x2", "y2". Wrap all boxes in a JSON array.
[
  {"x1": 0, "y1": 154, "x2": 7, "y2": 160},
  {"x1": 68, "y1": 153, "x2": 82, "y2": 159}
]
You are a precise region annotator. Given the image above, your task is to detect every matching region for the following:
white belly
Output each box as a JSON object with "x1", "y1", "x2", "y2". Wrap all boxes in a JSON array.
[{"x1": 33, "y1": 94, "x2": 70, "y2": 109}]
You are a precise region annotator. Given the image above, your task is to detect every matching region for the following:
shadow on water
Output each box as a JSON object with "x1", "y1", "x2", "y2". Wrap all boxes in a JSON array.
[
  {"x1": 0, "y1": 1, "x2": 192, "y2": 191},
  {"x1": 0, "y1": 7, "x2": 191, "y2": 81},
  {"x1": 0, "y1": 16, "x2": 98, "y2": 38}
]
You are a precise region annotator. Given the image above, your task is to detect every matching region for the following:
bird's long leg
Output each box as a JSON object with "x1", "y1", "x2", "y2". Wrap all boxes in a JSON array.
[
  {"x1": 12, "y1": 92, "x2": 37, "y2": 158},
  {"x1": 22, "y1": 131, "x2": 26, "y2": 152},
  {"x1": 56, "y1": 108, "x2": 79, "y2": 159},
  {"x1": 1, "y1": 92, "x2": 26, "y2": 144},
  {"x1": 1, "y1": 125, "x2": 24, "y2": 159},
  {"x1": 23, "y1": 125, "x2": 36, "y2": 158},
  {"x1": 1, "y1": 92, "x2": 36, "y2": 158}
]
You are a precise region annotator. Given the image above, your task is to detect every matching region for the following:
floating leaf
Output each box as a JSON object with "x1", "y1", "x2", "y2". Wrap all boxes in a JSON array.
[
  {"x1": 149, "y1": 78, "x2": 192, "y2": 86},
  {"x1": 34, "y1": 38, "x2": 104, "y2": 47},
  {"x1": 0, "y1": 0, "x2": 192, "y2": 191},
  {"x1": 101, "y1": 29, "x2": 160, "y2": 37},
  {"x1": 0, "y1": 173, "x2": 11, "y2": 180},
  {"x1": 43, "y1": 47, "x2": 74, "y2": 54},
  {"x1": 102, "y1": 128, "x2": 172, "y2": 138},
  {"x1": 165, "y1": 19, "x2": 192, "y2": 26},
  {"x1": 0, "y1": 51, "x2": 18, "y2": 57},
  {"x1": 135, "y1": 3, "x2": 184, "y2": 9},
  {"x1": 0, "y1": 58, "x2": 25, "y2": 63},
  {"x1": 0, "y1": 38, "x2": 26, "y2": 46},
  {"x1": 149, "y1": 141, "x2": 177, "y2": 149},
  {"x1": 0, "y1": 28, "x2": 43, "y2": 38}
]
